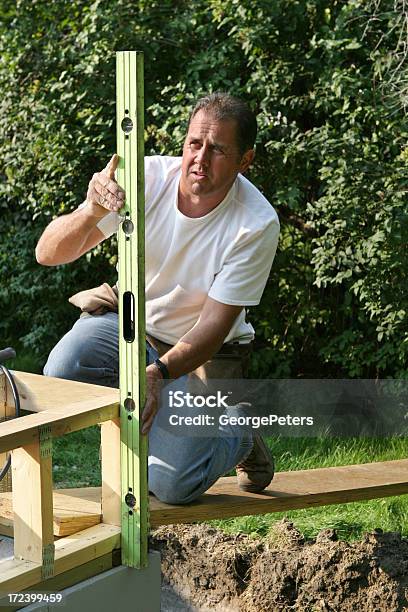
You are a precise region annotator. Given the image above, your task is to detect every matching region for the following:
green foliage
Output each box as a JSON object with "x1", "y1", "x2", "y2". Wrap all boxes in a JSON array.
[{"x1": 0, "y1": 0, "x2": 406, "y2": 375}]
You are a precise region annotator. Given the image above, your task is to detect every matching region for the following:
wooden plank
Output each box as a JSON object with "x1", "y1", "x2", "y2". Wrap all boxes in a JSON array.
[
  {"x1": 6, "y1": 371, "x2": 120, "y2": 414},
  {"x1": 0, "y1": 398, "x2": 119, "y2": 454},
  {"x1": 149, "y1": 459, "x2": 408, "y2": 525},
  {"x1": 53, "y1": 497, "x2": 100, "y2": 536},
  {"x1": 33, "y1": 549, "x2": 120, "y2": 591},
  {"x1": 12, "y1": 434, "x2": 54, "y2": 567},
  {"x1": 0, "y1": 523, "x2": 120, "y2": 594},
  {"x1": 0, "y1": 488, "x2": 101, "y2": 537},
  {"x1": 53, "y1": 524, "x2": 120, "y2": 573},
  {"x1": 51, "y1": 486, "x2": 101, "y2": 506},
  {"x1": 101, "y1": 418, "x2": 121, "y2": 526},
  {"x1": 0, "y1": 557, "x2": 40, "y2": 596},
  {"x1": 2, "y1": 460, "x2": 407, "y2": 538},
  {"x1": 0, "y1": 551, "x2": 119, "y2": 610}
]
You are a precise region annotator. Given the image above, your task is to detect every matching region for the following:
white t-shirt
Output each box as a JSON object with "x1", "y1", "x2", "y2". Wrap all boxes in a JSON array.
[{"x1": 96, "y1": 155, "x2": 279, "y2": 345}]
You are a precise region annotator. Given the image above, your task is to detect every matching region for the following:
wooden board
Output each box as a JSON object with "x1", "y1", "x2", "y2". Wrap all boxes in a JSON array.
[
  {"x1": 12, "y1": 437, "x2": 54, "y2": 565},
  {"x1": 0, "y1": 550, "x2": 119, "y2": 611},
  {"x1": 0, "y1": 523, "x2": 120, "y2": 594},
  {"x1": 101, "y1": 418, "x2": 121, "y2": 526},
  {"x1": 0, "y1": 396, "x2": 119, "y2": 455},
  {"x1": 4, "y1": 371, "x2": 120, "y2": 414},
  {"x1": 148, "y1": 459, "x2": 408, "y2": 525},
  {"x1": 1, "y1": 460, "x2": 407, "y2": 537},
  {"x1": 0, "y1": 488, "x2": 102, "y2": 537}
]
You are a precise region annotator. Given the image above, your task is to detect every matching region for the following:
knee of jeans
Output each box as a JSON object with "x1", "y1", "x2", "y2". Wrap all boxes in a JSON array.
[
  {"x1": 43, "y1": 337, "x2": 95, "y2": 381},
  {"x1": 149, "y1": 465, "x2": 198, "y2": 505},
  {"x1": 43, "y1": 352, "x2": 82, "y2": 381}
]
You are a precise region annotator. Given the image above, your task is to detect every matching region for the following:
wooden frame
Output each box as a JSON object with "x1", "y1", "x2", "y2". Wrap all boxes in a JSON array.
[
  {"x1": 0, "y1": 373, "x2": 121, "y2": 595},
  {"x1": 1, "y1": 370, "x2": 408, "y2": 597}
]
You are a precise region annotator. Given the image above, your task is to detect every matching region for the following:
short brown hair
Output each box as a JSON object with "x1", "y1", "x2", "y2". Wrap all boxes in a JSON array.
[{"x1": 189, "y1": 92, "x2": 257, "y2": 155}]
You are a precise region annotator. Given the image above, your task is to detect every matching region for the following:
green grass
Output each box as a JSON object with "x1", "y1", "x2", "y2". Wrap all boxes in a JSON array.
[
  {"x1": 212, "y1": 495, "x2": 408, "y2": 542},
  {"x1": 211, "y1": 436, "x2": 408, "y2": 541},
  {"x1": 53, "y1": 427, "x2": 102, "y2": 489}
]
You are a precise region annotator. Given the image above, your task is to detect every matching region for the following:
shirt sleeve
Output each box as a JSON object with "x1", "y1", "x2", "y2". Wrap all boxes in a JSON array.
[
  {"x1": 77, "y1": 199, "x2": 119, "y2": 238},
  {"x1": 208, "y1": 218, "x2": 280, "y2": 306},
  {"x1": 96, "y1": 210, "x2": 121, "y2": 238}
]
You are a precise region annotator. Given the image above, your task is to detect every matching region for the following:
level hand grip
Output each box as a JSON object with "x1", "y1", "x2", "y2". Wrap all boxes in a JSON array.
[
  {"x1": 0, "y1": 347, "x2": 16, "y2": 364},
  {"x1": 123, "y1": 291, "x2": 135, "y2": 342}
]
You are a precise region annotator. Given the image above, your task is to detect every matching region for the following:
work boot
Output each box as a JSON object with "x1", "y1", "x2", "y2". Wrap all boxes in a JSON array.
[{"x1": 236, "y1": 436, "x2": 275, "y2": 493}]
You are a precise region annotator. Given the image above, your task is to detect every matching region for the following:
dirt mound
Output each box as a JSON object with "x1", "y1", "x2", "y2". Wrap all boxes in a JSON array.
[{"x1": 151, "y1": 520, "x2": 408, "y2": 611}]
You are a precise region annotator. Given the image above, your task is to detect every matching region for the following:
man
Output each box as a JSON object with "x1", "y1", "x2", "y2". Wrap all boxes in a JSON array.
[{"x1": 36, "y1": 93, "x2": 280, "y2": 503}]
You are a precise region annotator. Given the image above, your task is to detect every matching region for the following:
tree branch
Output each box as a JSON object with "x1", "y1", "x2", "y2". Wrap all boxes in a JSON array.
[{"x1": 278, "y1": 205, "x2": 318, "y2": 238}]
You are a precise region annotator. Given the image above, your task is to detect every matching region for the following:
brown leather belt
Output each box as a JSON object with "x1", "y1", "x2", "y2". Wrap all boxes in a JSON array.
[
  {"x1": 145, "y1": 333, "x2": 173, "y2": 356},
  {"x1": 146, "y1": 333, "x2": 253, "y2": 379}
]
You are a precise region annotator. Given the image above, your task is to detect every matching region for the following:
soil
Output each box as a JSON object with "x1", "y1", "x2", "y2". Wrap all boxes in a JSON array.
[{"x1": 151, "y1": 520, "x2": 408, "y2": 612}]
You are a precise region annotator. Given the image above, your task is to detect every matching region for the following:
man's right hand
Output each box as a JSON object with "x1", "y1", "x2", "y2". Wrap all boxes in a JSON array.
[{"x1": 85, "y1": 154, "x2": 125, "y2": 218}]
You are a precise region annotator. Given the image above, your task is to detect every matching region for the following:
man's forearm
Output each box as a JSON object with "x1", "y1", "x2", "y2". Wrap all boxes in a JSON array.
[
  {"x1": 36, "y1": 154, "x2": 124, "y2": 266},
  {"x1": 156, "y1": 299, "x2": 243, "y2": 379},
  {"x1": 35, "y1": 207, "x2": 104, "y2": 266},
  {"x1": 142, "y1": 319, "x2": 226, "y2": 433},
  {"x1": 159, "y1": 324, "x2": 225, "y2": 380},
  {"x1": 143, "y1": 293, "x2": 242, "y2": 433}
]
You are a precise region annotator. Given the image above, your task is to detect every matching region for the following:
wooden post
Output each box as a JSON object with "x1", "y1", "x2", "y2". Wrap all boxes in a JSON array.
[
  {"x1": 101, "y1": 418, "x2": 121, "y2": 526},
  {"x1": 12, "y1": 426, "x2": 54, "y2": 577},
  {"x1": 116, "y1": 51, "x2": 148, "y2": 569}
]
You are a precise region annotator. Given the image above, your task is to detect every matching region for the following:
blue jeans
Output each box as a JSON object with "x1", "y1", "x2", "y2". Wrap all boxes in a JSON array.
[{"x1": 44, "y1": 312, "x2": 253, "y2": 504}]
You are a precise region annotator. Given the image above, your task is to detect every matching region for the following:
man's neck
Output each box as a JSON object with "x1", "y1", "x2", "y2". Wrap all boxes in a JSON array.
[{"x1": 177, "y1": 182, "x2": 234, "y2": 219}]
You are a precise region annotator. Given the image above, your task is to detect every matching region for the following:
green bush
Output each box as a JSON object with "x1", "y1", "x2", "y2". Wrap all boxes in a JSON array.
[{"x1": 0, "y1": 0, "x2": 406, "y2": 376}]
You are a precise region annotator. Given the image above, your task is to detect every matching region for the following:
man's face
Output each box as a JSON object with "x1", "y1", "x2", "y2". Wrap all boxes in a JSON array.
[{"x1": 180, "y1": 110, "x2": 254, "y2": 204}]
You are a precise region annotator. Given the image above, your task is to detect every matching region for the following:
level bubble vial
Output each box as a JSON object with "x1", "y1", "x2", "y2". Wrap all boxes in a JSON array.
[
  {"x1": 124, "y1": 397, "x2": 135, "y2": 412},
  {"x1": 121, "y1": 116, "x2": 133, "y2": 134},
  {"x1": 122, "y1": 219, "x2": 134, "y2": 235}
]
